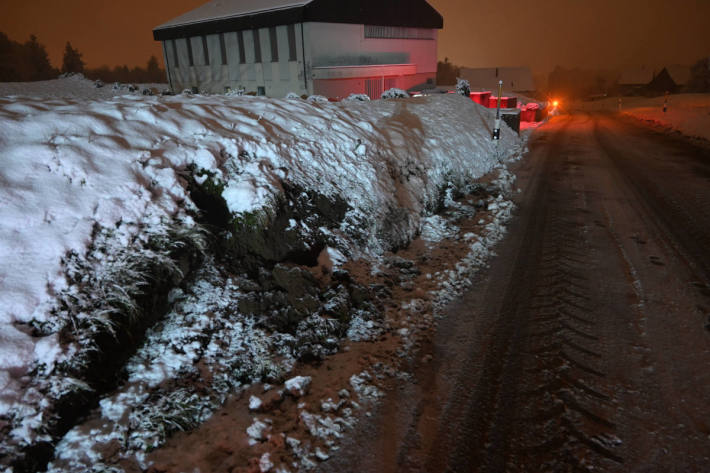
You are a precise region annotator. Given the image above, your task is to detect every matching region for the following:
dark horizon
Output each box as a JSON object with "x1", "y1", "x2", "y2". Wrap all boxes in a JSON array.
[{"x1": 1, "y1": 0, "x2": 708, "y2": 76}]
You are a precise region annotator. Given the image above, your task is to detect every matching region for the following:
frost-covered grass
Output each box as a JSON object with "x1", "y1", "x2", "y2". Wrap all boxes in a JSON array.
[
  {"x1": 0, "y1": 218, "x2": 207, "y2": 468},
  {"x1": 46, "y1": 260, "x2": 279, "y2": 471}
]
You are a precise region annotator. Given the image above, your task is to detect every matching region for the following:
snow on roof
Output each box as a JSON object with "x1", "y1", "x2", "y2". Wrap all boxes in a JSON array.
[
  {"x1": 618, "y1": 66, "x2": 655, "y2": 85},
  {"x1": 459, "y1": 67, "x2": 536, "y2": 93},
  {"x1": 155, "y1": 0, "x2": 311, "y2": 29}
]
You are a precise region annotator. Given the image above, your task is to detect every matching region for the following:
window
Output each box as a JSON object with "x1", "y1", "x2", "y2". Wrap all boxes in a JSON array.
[
  {"x1": 253, "y1": 29, "x2": 262, "y2": 63},
  {"x1": 201, "y1": 36, "x2": 210, "y2": 65},
  {"x1": 171, "y1": 39, "x2": 179, "y2": 67},
  {"x1": 237, "y1": 30, "x2": 246, "y2": 64},
  {"x1": 364, "y1": 25, "x2": 434, "y2": 40},
  {"x1": 287, "y1": 24, "x2": 297, "y2": 61},
  {"x1": 269, "y1": 27, "x2": 278, "y2": 62},
  {"x1": 219, "y1": 33, "x2": 227, "y2": 65},
  {"x1": 186, "y1": 38, "x2": 194, "y2": 66}
]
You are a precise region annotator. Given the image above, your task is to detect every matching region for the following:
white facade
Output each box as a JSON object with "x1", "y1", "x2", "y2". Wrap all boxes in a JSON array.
[
  {"x1": 307, "y1": 23, "x2": 437, "y2": 99},
  {"x1": 161, "y1": 22, "x2": 438, "y2": 99}
]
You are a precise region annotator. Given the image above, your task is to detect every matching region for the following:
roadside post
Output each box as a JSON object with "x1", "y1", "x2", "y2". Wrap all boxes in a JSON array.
[
  {"x1": 663, "y1": 91, "x2": 668, "y2": 113},
  {"x1": 618, "y1": 97, "x2": 622, "y2": 112},
  {"x1": 492, "y1": 80, "x2": 503, "y2": 161},
  {"x1": 492, "y1": 80, "x2": 503, "y2": 141}
]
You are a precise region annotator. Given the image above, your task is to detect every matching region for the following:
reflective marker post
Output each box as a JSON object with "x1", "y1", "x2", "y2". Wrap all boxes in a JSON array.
[
  {"x1": 492, "y1": 80, "x2": 503, "y2": 141},
  {"x1": 663, "y1": 91, "x2": 668, "y2": 113}
]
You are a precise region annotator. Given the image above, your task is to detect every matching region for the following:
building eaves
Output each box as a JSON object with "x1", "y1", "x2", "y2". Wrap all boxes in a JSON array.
[
  {"x1": 155, "y1": 0, "x2": 312, "y2": 30},
  {"x1": 153, "y1": 0, "x2": 443, "y2": 41}
]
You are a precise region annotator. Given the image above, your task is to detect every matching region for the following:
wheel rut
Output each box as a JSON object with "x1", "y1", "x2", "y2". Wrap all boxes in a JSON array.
[
  {"x1": 507, "y1": 204, "x2": 622, "y2": 471},
  {"x1": 435, "y1": 116, "x2": 622, "y2": 473}
]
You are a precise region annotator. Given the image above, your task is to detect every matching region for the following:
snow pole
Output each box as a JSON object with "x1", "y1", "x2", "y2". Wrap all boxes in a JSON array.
[
  {"x1": 663, "y1": 91, "x2": 668, "y2": 113},
  {"x1": 492, "y1": 80, "x2": 503, "y2": 141}
]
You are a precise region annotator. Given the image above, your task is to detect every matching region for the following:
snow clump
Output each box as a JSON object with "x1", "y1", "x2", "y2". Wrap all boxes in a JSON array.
[
  {"x1": 381, "y1": 88, "x2": 409, "y2": 99},
  {"x1": 306, "y1": 94, "x2": 329, "y2": 103},
  {"x1": 343, "y1": 93, "x2": 370, "y2": 102},
  {"x1": 285, "y1": 376, "x2": 312, "y2": 397}
]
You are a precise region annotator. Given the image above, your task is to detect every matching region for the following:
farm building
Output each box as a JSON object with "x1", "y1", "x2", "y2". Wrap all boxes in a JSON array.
[
  {"x1": 618, "y1": 66, "x2": 656, "y2": 95},
  {"x1": 458, "y1": 67, "x2": 536, "y2": 95},
  {"x1": 153, "y1": 0, "x2": 443, "y2": 99},
  {"x1": 619, "y1": 65, "x2": 692, "y2": 95}
]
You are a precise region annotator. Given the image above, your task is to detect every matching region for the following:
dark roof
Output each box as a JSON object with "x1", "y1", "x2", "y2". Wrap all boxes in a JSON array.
[{"x1": 153, "y1": 0, "x2": 443, "y2": 41}]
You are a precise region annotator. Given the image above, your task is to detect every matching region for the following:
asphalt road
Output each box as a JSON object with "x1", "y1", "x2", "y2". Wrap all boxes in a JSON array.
[{"x1": 321, "y1": 111, "x2": 710, "y2": 472}]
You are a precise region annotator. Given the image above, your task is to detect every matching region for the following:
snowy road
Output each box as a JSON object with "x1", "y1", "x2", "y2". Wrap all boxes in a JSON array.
[{"x1": 321, "y1": 112, "x2": 710, "y2": 472}]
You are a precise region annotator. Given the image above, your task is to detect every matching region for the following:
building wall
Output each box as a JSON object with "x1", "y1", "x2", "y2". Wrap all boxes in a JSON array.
[
  {"x1": 313, "y1": 72, "x2": 433, "y2": 100},
  {"x1": 163, "y1": 23, "x2": 308, "y2": 97},
  {"x1": 306, "y1": 23, "x2": 437, "y2": 99},
  {"x1": 162, "y1": 21, "x2": 437, "y2": 98},
  {"x1": 305, "y1": 22, "x2": 437, "y2": 73}
]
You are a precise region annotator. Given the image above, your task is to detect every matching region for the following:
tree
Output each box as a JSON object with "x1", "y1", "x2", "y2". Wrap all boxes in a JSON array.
[
  {"x1": 437, "y1": 57, "x2": 460, "y2": 86},
  {"x1": 688, "y1": 57, "x2": 710, "y2": 92},
  {"x1": 112, "y1": 64, "x2": 130, "y2": 83},
  {"x1": 146, "y1": 55, "x2": 164, "y2": 83},
  {"x1": 146, "y1": 55, "x2": 159, "y2": 73},
  {"x1": 0, "y1": 32, "x2": 18, "y2": 81},
  {"x1": 25, "y1": 35, "x2": 55, "y2": 80},
  {"x1": 62, "y1": 42, "x2": 85, "y2": 74},
  {"x1": 0, "y1": 32, "x2": 57, "y2": 81}
]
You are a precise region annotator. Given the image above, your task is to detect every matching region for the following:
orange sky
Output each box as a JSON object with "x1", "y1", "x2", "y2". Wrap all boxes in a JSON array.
[{"x1": 1, "y1": 0, "x2": 708, "y2": 74}]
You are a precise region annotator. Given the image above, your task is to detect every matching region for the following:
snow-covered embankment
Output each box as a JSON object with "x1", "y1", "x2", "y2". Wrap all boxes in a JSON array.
[{"x1": 0, "y1": 89, "x2": 523, "y2": 471}]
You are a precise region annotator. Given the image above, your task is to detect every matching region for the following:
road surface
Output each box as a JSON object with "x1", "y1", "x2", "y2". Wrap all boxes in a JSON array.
[{"x1": 322, "y1": 111, "x2": 710, "y2": 472}]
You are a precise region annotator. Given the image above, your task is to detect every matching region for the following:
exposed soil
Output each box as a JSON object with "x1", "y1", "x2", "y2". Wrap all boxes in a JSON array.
[
  {"x1": 144, "y1": 175, "x2": 508, "y2": 473},
  {"x1": 319, "y1": 112, "x2": 710, "y2": 472}
]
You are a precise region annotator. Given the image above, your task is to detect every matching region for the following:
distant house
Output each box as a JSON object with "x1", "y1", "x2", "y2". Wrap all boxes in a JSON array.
[
  {"x1": 153, "y1": 0, "x2": 443, "y2": 99},
  {"x1": 647, "y1": 68, "x2": 677, "y2": 94},
  {"x1": 619, "y1": 65, "x2": 691, "y2": 95},
  {"x1": 458, "y1": 67, "x2": 536, "y2": 95}
]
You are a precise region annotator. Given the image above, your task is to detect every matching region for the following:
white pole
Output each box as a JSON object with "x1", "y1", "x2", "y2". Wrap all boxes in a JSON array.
[
  {"x1": 492, "y1": 80, "x2": 503, "y2": 141},
  {"x1": 663, "y1": 91, "x2": 668, "y2": 113}
]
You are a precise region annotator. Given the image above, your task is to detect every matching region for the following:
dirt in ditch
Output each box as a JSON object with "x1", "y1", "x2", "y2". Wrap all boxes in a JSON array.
[{"x1": 145, "y1": 176, "x2": 508, "y2": 473}]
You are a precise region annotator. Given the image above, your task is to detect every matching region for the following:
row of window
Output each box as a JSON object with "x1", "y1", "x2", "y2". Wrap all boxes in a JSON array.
[
  {"x1": 171, "y1": 24, "x2": 298, "y2": 68},
  {"x1": 170, "y1": 24, "x2": 435, "y2": 69},
  {"x1": 364, "y1": 25, "x2": 435, "y2": 40}
]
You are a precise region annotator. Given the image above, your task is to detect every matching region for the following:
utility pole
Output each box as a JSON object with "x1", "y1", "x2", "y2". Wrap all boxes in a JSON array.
[{"x1": 492, "y1": 80, "x2": 503, "y2": 141}]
